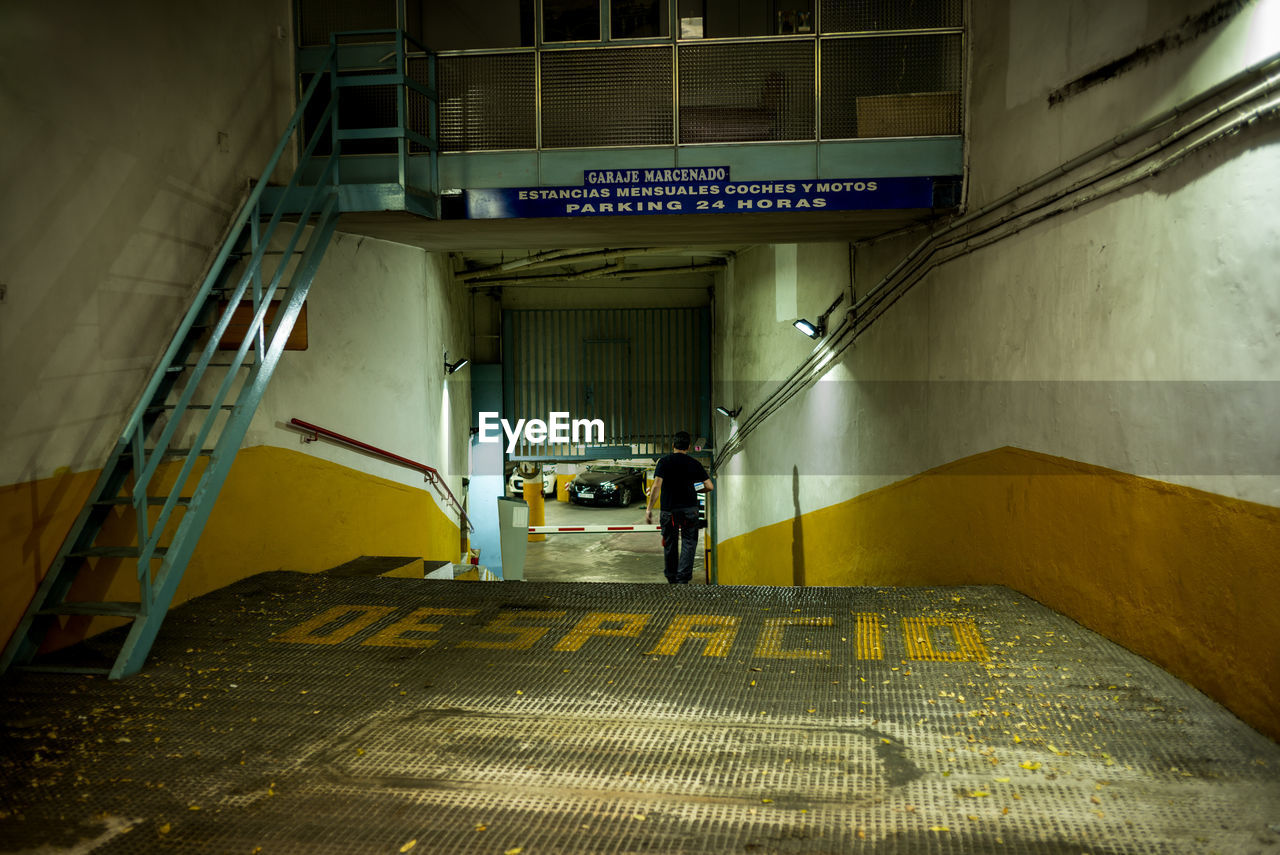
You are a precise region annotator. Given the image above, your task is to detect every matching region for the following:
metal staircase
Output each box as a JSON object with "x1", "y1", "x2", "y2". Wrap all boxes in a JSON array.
[{"x1": 0, "y1": 30, "x2": 438, "y2": 679}]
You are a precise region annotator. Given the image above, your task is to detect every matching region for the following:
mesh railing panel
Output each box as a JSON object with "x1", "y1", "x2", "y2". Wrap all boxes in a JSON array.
[
  {"x1": 820, "y1": 33, "x2": 962, "y2": 139},
  {"x1": 541, "y1": 48, "x2": 673, "y2": 148},
  {"x1": 297, "y1": 0, "x2": 397, "y2": 46},
  {"x1": 678, "y1": 41, "x2": 815, "y2": 143},
  {"x1": 436, "y1": 54, "x2": 537, "y2": 152},
  {"x1": 819, "y1": 0, "x2": 962, "y2": 33}
]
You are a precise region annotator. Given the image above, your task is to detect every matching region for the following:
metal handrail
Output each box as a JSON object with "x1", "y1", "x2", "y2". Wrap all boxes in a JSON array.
[{"x1": 288, "y1": 418, "x2": 472, "y2": 533}]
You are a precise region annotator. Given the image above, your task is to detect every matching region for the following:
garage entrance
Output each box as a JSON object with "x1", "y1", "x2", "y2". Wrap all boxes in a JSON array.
[{"x1": 487, "y1": 301, "x2": 715, "y2": 582}]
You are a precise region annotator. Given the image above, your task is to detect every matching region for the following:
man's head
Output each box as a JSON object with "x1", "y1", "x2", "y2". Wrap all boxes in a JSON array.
[{"x1": 673, "y1": 431, "x2": 691, "y2": 451}]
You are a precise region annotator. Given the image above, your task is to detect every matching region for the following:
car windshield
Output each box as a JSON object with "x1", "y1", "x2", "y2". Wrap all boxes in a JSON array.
[{"x1": 588, "y1": 466, "x2": 629, "y2": 475}]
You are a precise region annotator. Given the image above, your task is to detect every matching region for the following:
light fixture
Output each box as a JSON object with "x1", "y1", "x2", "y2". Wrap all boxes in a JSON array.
[
  {"x1": 792, "y1": 318, "x2": 821, "y2": 339},
  {"x1": 715, "y1": 405, "x2": 741, "y2": 418},
  {"x1": 444, "y1": 355, "x2": 469, "y2": 374}
]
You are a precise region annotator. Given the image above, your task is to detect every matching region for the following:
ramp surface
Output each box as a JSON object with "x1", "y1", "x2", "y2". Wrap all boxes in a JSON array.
[{"x1": 1, "y1": 572, "x2": 1277, "y2": 853}]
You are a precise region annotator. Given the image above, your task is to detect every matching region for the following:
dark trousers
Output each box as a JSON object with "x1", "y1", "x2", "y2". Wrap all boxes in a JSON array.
[{"x1": 660, "y1": 507, "x2": 700, "y2": 584}]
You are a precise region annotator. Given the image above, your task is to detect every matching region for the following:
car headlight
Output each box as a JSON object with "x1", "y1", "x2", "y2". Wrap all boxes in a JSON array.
[{"x1": 601, "y1": 482, "x2": 616, "y2": 491}]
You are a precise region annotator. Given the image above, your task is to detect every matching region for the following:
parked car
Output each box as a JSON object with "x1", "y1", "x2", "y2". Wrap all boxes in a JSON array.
[
  {"x1": 567, "y1": 465, "x2": 645, "y2": 507},
  {"x1": 508, "y1": 464, "x2": 557, "y2": 497}
]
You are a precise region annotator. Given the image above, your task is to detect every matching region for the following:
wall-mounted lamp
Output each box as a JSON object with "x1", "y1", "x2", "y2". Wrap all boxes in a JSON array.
[
  {"x1": 715, "y1": 405, "x2": 741, "y2": 418},
  {"x1": 444, "y1": 356, "x2": 470, "y2": 374},
  {"x1": 793, "y1": 292, "x2": 847, "y2": 341},
  {"x1": 792, "y1": 318, "x2": 822, "y2": 339}
]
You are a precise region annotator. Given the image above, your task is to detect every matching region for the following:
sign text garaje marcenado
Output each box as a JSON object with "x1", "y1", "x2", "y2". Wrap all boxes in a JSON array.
[{"x1": 464, "y1": 166, "x2": 935, "y2": 218}]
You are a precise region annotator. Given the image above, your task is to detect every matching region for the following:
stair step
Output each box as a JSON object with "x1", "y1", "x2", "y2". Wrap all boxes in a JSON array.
[
  {"x1": 120, "y1": 447, "x2": 215, "y2": 460},
  {"x1": 94, "y1": 496, "x2": 193, "y2": 507},
  {"x1": 70, "y1": 546, "x2": 169, "y2": 559},
  {"x1": 16, "y1": 665, "x2": 113, "y2": 676},
  {"x1": 180, "y1": 362, "x2": 254, "y2": 369},
  {"x1": 147, "y1": 404, "x2": 236, "y2": 411},
  {"x1": 37, "y1": 601, "x2": 142, "y2": 618},
  {"x1": 119, "y1": 447, "x2": 213, "y2": 460}
]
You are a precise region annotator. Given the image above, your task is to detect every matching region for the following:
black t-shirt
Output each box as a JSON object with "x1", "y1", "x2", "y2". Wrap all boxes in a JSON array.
[{"x1": 654, "y1": 452, "x2": 709, "y2": 510}]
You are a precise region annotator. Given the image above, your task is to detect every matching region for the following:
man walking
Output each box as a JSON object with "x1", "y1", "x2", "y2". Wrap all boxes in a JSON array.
[{"x1": 645, "y1": 431, "x2": 713, "y2": 584}]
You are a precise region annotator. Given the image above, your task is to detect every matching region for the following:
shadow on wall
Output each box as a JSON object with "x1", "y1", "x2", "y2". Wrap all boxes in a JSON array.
[{"x1": 791, "y1": 465, "x2": 805, "y2": 587}]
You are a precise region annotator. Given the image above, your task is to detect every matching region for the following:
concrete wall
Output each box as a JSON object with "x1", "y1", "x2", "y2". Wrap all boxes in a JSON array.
[
  {"x1": 712, "y1": 0, "x2": 1280, "y2": 739},
  {"x1": 1, "y1": 0, "x2": 295, "y2": 487},
  {"x1": 0, "y1": 3, "x2": 473, "y2": 648}
]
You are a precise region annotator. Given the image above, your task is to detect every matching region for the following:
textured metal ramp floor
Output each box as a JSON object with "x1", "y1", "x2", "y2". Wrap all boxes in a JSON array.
[{"x1": 1, "y1": 573, "x2": 1277, "y2": 854}]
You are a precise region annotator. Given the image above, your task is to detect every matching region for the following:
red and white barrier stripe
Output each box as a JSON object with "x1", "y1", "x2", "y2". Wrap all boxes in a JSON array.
[{"x1": 528, "y1": 524, "x2": 661, "y2": 534}]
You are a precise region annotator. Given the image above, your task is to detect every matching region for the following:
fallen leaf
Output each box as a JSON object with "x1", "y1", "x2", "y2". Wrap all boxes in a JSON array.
[
  {"x1": 399, "y1": 841, "x2": 417, "y2": 853},
  {"x1": 1019, "y1": 761, "x2": 1040, "y2": 771}
]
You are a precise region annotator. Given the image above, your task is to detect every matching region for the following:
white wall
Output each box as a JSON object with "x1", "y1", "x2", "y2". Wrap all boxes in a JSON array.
[
  {"x1": 249, "y1": 233, "x2": 472, "y2": 497},
  {"x1": 0, "y1": 0, "x2": 295, "y2": 487},
  {"x1": 713, "y1": 0, "x2": 1280, "y2": 542}
]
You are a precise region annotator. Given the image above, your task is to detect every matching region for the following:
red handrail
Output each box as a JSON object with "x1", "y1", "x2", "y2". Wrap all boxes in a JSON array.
[{"x1": 288, "y1": 418, "x2": 471, "y2": 532}]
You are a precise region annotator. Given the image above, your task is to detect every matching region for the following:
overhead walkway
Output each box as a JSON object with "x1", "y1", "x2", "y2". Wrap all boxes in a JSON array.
[{"x1": 1, "y1": 573, "x2": 1276, "y2": 853}]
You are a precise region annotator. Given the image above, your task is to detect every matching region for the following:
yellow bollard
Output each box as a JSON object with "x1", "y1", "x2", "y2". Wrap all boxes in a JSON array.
[
  {"x1": 556, "y1": 473, "x2": 573, "y2": 502},
  {"x1": 524, "y1": 478, "x2": 546, "y2": 541}
]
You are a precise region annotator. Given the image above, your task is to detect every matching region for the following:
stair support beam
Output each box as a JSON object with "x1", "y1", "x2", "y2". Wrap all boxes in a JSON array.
[{"x1": 112, "y1": 192, "x2": 342, "y2": 679}]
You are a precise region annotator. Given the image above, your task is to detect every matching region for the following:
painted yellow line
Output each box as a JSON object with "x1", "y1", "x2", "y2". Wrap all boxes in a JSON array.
[
  {"x1": 363, "y1": 608, "x2": 481, "y2": 648},
  {"x1": 902, "y1": 617, "x2": 989, "y2": 662},
  {"x1": 644, "y1": 614, "x2": 740, "y2": 657},
  {"x1": 753, "y1": 616, "x2": 834, "y2": 659},
  {"x1": 552, "y1": 612, "x2": 651, "y2": 652},
  {"x1": 271, "y1": 606, "x2": 992, "y2": 662}
]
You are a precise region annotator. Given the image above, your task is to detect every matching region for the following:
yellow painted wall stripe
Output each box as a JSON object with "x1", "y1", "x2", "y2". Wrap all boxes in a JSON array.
[
  {"x1": 715, "y1": 446, "x2": 1280, "y2": 741},
  {"x1": 1, "y1": 445, "x2": 461, "y2": 653}
]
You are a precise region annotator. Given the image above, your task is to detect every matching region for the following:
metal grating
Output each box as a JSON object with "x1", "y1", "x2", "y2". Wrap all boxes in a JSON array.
[
  {"x1": 820, "y1": 0, "x2": 963, "y2": 33},
  {"x1": 437, "y1": 53, "x2": 537, "y2": 152},
  {"x1": 296, "y1": 0, "x2": 397, "y2": 46},
  {"x1": 540, "y1": 47, "x2": 674, "y2": 148},
  {"x1": 504, "y1": 308, "x2": 710, "y2": 458},
  {"x1": 1, "y1": 574, "x2": 1278, "y2": 853},
  {"x1": 679, "y1": 40, "x2": 815, "y2": 143},
  {"x1": 821, "y1": 33, "x2": 962, "y2": 139},
  {"x1": 406, "y1": 56, "x2": 436, "y2": 156}
]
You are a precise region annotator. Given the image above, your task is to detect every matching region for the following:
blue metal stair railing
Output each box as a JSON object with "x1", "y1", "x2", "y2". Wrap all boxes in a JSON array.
[
  {"x1": 272, "y1": 29, "x2": 440, "y2": 218},
  {"x1": 0, "y1": 42, "x2": 354, "y2": 679}
]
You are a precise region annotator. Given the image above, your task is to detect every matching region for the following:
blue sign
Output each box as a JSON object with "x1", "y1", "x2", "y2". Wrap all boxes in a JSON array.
[{"x1": 465, "y1": 167, "x2": 935, "y2": 219}]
